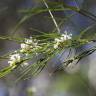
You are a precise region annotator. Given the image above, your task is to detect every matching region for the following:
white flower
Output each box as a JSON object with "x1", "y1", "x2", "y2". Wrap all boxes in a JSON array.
[
  {"x1": 9, "y1": 53, "x2": 21, "y2": 62},
  {"x1": 61, "y1": 31, "x2": 72, "y2": 41},
  {"x1": 20, "y1": 43, "x2": 31, "y2": 52},
  {"x1": 25, "y1": 37, "x2": 33, "y2": 44},
  {"x1": 20, "y1": 37, "x2": 38, "y2": 52},
  {"x1": 25, "y1": 37, "x2": 37, "y2": 46},
  {"x1": 28, "y1": 86, "x2": 37, "y2": 93},
  {"x1": 8, "y1": 53, "x2": 21, "y2": 68},
  {"x1": 54, "y1": 31, "x2": 72, "y2": 49},
  {"x1": 54, "y1": 41, "x2": 59, "y2": 49},
  {"x1": 54, "y1": 38, "x2": 61, "y2": 42},
  {"x1": 21, "y1": 43, "x2": 29, "y2": 49},
  {"x1": 21, "y1": 62, "x2": 29, "y2": 67},
  {"x1": 23, "y1": 62, "x2": 29, "y2": 66}
]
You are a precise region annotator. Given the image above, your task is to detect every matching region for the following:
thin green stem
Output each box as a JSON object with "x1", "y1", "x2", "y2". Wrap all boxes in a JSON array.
[{"x1": 42, "y1": 0, "x2": 60, "y2": 33}]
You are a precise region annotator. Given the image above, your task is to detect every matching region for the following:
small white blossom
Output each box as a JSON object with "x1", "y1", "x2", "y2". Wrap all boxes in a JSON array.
[
  {"x1": 20, "y1": 43, "x2": 31, "y2": 52},
  {"x1": 20, "y1": 37, "x2": 38, "y2": 52},
  {"x1": 25, "y1": 37, "x2": 37, "y2": 47},
  {"x1": 8, "y1": 53, "x2": 21, "y2": 68},
  {"x1": 23, "y1": 62, "x2": 29, "y2": 66},
  {"x1": 21, "y1": 62, "x2": 29, "y2": 67},
  {"x1": 25, "y1": 37, "x2": 33, "y2": 44},
  {"x1": 54, "y1": 41, "x2": 59, "y2": 49},
  {"x1": 54, "y1": 31, "x2": 72, "y2": 49},
  {"x1": 28, "y1": 86, "x2": 37, "y2": 93}
]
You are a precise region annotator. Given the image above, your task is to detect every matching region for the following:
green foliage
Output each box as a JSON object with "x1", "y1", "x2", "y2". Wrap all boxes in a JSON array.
[{"x1": 0, "y1": 0, "x2": 96, "y2": 83}]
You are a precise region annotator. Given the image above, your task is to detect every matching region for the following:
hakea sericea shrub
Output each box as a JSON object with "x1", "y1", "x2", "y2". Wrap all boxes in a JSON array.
[
  {"x1": 0, "y1": 31, "x2": 91, "y2": 79},
  {"x1": 8, "y1": 32, "x2": 72, "y2": 70}
]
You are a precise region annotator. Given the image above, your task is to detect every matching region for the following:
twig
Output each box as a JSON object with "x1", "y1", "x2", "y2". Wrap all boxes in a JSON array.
[{"x1": 42, "y1": 0, "x2": 60, "y2": 33}]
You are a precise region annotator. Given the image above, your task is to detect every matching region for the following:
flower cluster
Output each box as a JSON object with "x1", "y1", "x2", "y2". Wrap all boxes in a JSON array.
[
  {"x1": 20, "y1": 37, "x2": 38, "y2": 53},
  {"x1": 8, "y1": 52, "x2": 21, "y2": 68},
  {"x1": 8, "y1": 37, "x2": 39, "y2": 68},
  {"x1": 54, "y1": 31, "x2": 72, "y2": 49}
]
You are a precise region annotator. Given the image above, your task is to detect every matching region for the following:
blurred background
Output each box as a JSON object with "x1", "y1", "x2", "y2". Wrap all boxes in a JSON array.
[{"x1": 0, "y1": 0, "x2": 96, "y2": 96}]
